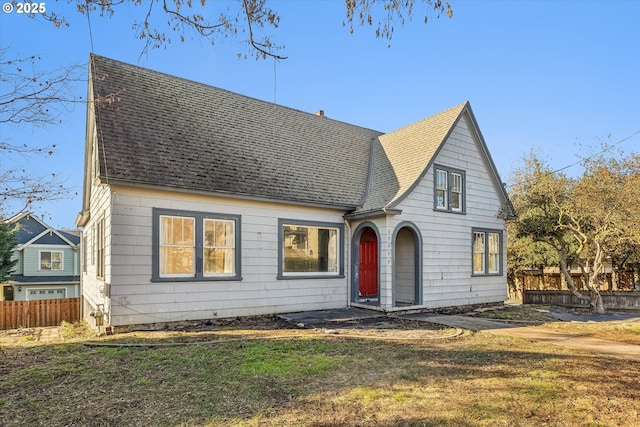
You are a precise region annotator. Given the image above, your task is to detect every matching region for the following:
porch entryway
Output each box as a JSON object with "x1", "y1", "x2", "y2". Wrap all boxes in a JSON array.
[{"x1": 393, "y1": 224, "x2": 422, "y2": 307}]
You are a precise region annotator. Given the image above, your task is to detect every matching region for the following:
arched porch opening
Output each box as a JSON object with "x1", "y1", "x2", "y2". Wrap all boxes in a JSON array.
[
  {"x1": 351, "y1": 223, "x2": 380, "y2": 305},
  {"x1": 393, "y1": 223, "x2": 422, "y2": 307}
]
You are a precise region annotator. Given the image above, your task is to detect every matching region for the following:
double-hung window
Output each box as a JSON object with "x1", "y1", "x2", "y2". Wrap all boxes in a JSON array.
[
  {"x1": 434, "y1": 165, "x2": 465, "y2": 213},
  {"x1": 153, "y1": 208, "x2": 241, "y2": 281},
  {"x1": 40, "y1": 251, "x2": 63, "y2": 271},
  {"x1": 160, "y1": 215, "x2": 195, "y2": 277},
  {"x1": 203, "y1": 218, "x2": 236, "y2": 276},
  {"x1": 278, "y1": 219, "x2": 344, "y2": 279},
  {"x1": 472, "y1": 229, "x2": 502, "y2": 275}
]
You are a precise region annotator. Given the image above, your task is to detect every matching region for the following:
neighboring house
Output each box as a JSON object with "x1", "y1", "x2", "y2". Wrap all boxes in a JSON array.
[
  {"x1": 2, "y1": 213, "x2": 80, "y2": 301},
  {"x1": 76, "y1": 54, "x2": 515, "y2": 332}
]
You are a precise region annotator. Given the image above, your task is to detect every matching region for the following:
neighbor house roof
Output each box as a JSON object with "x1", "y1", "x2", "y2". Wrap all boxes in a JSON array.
[
  {"x1": 9, "y1": 275, "x2": 80, "y2": 284},
  {"x1": 5, "y1": 212, "x2": 79, "y2": 248},
  {"x1": 84, "y1": 54, "x2": 512, "y2": 220}
]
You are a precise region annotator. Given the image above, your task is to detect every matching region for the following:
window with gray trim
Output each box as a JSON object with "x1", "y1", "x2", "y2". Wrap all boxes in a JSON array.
[
  {"x1": 434, "y1": 165, "x2": 465, "y2": 213},
  {"x1": 152, "y1": 208, "x2": 241, "y2": 281},
  {"x1": 472, "y1": 228, "x2": 502, "y2": 275},
  {"x1": 278, "y1": 219, "x2": 344, "y2": 279}
]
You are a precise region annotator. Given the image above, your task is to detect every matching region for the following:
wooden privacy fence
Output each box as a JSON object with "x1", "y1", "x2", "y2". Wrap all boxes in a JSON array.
[
  {"x1": 0, "y1": 298, "x2": 81, "y2": 330},
  {"x1": 523, "y1": 290, "x2": 640, "y2": 310}
]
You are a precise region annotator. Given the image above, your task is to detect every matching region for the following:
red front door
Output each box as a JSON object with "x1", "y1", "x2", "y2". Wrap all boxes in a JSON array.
[{"x1": 359, "y1": 228, "x2": 378, "y2": 297}]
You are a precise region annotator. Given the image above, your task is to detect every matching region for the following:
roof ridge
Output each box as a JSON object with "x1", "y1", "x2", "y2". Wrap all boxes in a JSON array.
[
  {"x1": 89, "y1": 54, "x2": 382, "y2": 134},
  {"x1": 88, "y1": 54, "x2": 380, "y2": 209},
  {"x1": 382, "y1": 101, "x2": 468, "y2": 137}
]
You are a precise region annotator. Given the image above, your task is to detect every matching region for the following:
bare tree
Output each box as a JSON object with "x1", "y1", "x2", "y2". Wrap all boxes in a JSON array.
[
  {"x1": 344, "y1": 0, "x2": 453, "y2": 46},
  {"x1": 2, "y1": 0, "x2": 453, "y2": 215},
  {"x1": 42, "y1": 0, "x2": 452, "y2": 60},
  {"x1": 0, "y1": 48, "x2": 82, "y2": 216}
]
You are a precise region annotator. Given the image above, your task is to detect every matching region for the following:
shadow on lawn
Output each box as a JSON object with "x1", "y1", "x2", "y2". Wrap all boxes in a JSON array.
[{"x1": 1, "y1": 328, "x2": 639, "y2": 427}]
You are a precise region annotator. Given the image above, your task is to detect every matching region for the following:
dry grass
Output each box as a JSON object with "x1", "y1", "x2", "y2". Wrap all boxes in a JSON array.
[
  {"x1": 473, "y1": 304, "x2": 640, "y2": 345},
  {"x1": 1, "y1": 315, "x2": 639, "y2": 427},
  {"x1": 538, "y1": 320, "x2": 640, "y2": 345}
]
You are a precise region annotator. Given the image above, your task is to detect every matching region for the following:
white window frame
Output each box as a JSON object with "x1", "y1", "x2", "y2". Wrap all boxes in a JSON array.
[{"x1": 39, "y1": 250, "x2": 64, "y2": 271}]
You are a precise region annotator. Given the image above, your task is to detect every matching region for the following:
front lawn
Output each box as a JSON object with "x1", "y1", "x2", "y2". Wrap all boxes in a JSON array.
[{"x1": 1, "y1": 318, "x2": 638, "y2": 426}]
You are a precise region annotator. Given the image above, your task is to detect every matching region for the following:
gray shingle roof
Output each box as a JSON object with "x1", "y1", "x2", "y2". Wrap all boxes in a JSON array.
[
  {"x1": 360, "y1": 102, "x2": 468, "y2": 211},
  {"x1": 88, "y1": 55, "x2": 499, "y2": 214},
  {"x1": 90, "y1": 55, "x2": 381, "y2": 209},
  {"x1": 12, "y1": 215, "x2": 47, "y2": 245}
]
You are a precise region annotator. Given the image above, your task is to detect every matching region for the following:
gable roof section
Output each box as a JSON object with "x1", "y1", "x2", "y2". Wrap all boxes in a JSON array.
[
  {"x1": 32, "y1": 232, "x2": 71, "y2": 246},
  {"x1": 354, "y1": 102, "x2": 513, "y2": 217},
  {"x1": 358, "y1": 102, "x2": 467, "y2": 213},
  {"x1": 5, "y1": 212, "x2": 78, "y2": 249},
  {"x1": 6, "y1": 213, "x2": 48, "y2": 245},
  {"x1": 59, "y1": 230, "x2": 81, "y2": 245},
  {"x1": 89, "y1": 54, "x2": 381, "y2": 210},
  {"x1": 84, "y1": 55, "x2": 513, "y2": 220}
]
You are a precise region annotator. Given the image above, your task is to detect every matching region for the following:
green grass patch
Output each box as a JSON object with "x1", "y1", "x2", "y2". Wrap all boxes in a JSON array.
[
  {"x1": 1, "y1": 321, "x2": 639, "y2": 426},
  {"x1": 238, "y1": 339, "x2": 341, "y2": 377}
]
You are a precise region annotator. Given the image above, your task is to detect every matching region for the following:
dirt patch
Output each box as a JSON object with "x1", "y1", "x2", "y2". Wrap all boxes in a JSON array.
[
  {"x1": 467, "y1": 304, "x2": 556, "y2": 323},
  {"x1": 81, "y1": 315, "x2": 461, "y2": 344},
  {"x1": 302, "y1": 317, "x2": 460, "y2": 340}
]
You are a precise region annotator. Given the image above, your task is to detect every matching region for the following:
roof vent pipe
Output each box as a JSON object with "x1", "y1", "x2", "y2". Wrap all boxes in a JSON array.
[{"x1": 316, "y1": 110, "x2": 325, "y2": 117}]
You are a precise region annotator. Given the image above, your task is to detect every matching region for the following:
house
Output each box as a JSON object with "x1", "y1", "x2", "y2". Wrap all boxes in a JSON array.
[
  {"x1": 76, "y1": 54, "x2": 514, "y2": 332},
  {"x1": 2, "y1": 212, "x2": 80, "y2": 301}
]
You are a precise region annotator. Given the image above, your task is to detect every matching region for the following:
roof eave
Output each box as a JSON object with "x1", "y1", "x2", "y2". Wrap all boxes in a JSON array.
[
  {"x1": 104, "y1": 178, "x2": 358, "y2": 212},
  {"x1": 75, "y1": 210, "x2": 90, "y2": 227},
  {"x1": 344, "y1": 208, "x2": 403, "y2": 220}
]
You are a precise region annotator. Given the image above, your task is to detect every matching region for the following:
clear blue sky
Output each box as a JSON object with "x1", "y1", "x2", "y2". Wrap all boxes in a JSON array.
[{"x1": 1, "y1": 0, "x2": 639, "y2": 229}]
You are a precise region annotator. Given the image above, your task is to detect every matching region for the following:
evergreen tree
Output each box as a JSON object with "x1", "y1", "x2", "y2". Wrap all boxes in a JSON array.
[{"x1": 0, "y1": 222, "x2": 18, "y2": 282}]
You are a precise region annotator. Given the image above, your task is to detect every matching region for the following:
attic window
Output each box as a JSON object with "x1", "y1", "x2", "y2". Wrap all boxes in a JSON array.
[{"x1": 434, "y1": 165, "x2": 465, "y2": 213}]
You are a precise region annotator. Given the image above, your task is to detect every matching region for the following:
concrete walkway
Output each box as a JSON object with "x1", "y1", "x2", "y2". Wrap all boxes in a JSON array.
[
  {"x1": 399, "y1": 313, "x2": 640, "y2": 361},
  {"x1": 281, "y1": 308, "x2": 640, "y2": 361}
]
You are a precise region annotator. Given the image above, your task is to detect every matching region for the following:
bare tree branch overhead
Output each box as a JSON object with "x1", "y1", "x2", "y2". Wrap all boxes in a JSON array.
[
  {"x1": 37, "y1": 0, "x2": 453, "y2": 60},
  {"x1": 0, "y1": 48, "x2": 81, "y2": 215}
]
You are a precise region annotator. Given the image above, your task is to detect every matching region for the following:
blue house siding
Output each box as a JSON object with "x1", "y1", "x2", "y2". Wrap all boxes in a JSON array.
[
  {"x1": 21, "y1": 246, "x2": 78, "y2": 276},
  {"x1": 12, "y1": 280, "x2": 80, "y2": 301},
  {"x1": 4, "y1": 212, "x2": 80, "y2": 301}
]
